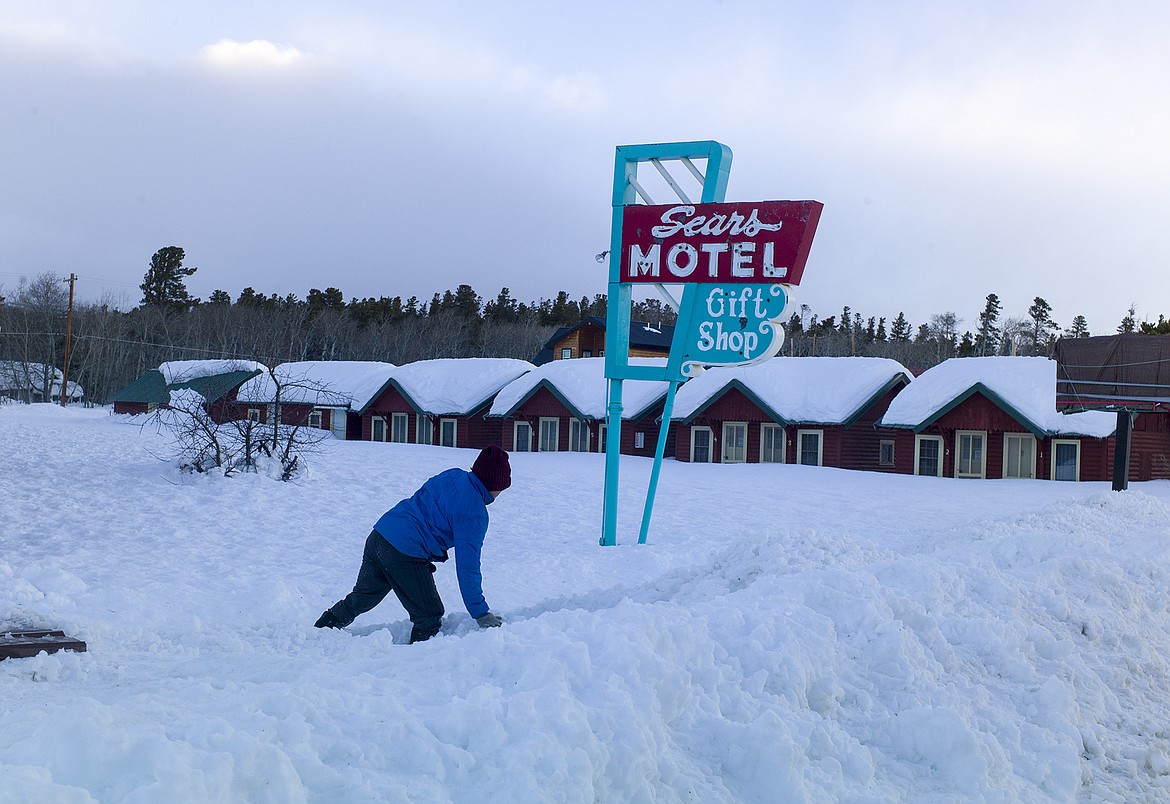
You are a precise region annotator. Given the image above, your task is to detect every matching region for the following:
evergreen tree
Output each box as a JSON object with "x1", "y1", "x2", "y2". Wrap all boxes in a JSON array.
[
  {"x1": 1118, "y1": 304, "x2": 1137, "y2": 334},
  {"x1": 1027, "y1": 297, "x2": 1059, "y2": 355},
  {"x1": 1064, "y1": 315, "x2": 1090, "y2": 338},
  {"x1": 1139, "y1": 315, "x2": 1170, "y2": 335},
  {"x1": 958, "y1": 331, "x2": 975, "y2": 357},
  {"x1": 876, "y1": 317, "x2": 887, "y2": 342},
  {"x1": 236, "y1": 287, "x2": 266, "y2": 307},
  {"x1": 307, "y1": 287, "x2": 345, "y2": 312},
  {"x1": 890, "y1": 312, "x2": 912, "y2": 342},
  {"x1": 450, "y1": 284, "x2": 482, "y2": 319},
  {"x1": 975, "y1": 293, "x2": 1002, "y2": 356},
  {"x1": 484, "y1": 288, "x2": 521, "y2": 323},
  {"x1": 207, "y1": 289, "x2": 231, "y2": 305},
  {"x1": 140, "y1": 246, "x2": 197, "y2": 310}
]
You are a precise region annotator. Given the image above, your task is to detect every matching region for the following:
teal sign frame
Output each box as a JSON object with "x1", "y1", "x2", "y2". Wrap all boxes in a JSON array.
[
  {"x1": 601, "y1": 141, "x2": 820, "y2": 547},
  {"x1": 601, "y1": 141, "x2": 732, "y2": 547}
]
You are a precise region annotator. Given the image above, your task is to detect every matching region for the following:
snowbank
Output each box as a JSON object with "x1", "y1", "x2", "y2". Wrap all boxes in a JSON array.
[{"x1": 3, "y1": 402, "x2": 1170, "y2": 800}]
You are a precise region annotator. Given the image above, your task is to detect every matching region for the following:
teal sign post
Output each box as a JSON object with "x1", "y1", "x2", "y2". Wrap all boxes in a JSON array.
[{"x1": 600, "y1": 141, "x2": 822, "y2": 546}]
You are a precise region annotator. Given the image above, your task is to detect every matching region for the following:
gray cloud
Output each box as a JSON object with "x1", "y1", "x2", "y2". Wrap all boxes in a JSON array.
[{"x1": 2, "y1": 1, "x2": 1169, "y2": 335}]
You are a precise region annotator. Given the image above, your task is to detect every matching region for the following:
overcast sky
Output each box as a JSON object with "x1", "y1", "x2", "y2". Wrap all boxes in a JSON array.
[{"x1": 2, "y1": 1, "x2": 1168, "y2": 334}]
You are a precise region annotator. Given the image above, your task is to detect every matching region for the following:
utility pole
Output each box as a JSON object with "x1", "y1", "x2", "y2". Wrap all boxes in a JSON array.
[{"x1": 60, "y1": 273, "x2": 76, "y2": 407}]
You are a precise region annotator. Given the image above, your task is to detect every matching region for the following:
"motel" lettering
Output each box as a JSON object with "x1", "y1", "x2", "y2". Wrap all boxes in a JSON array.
[{"x1": 620, "y1": 199, "x2": 823, "y2": 286}]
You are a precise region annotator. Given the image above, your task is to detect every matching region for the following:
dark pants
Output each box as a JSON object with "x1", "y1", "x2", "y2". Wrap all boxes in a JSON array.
[{"x1": 327, "y1": 530, "x2": 445, "y2": 643}]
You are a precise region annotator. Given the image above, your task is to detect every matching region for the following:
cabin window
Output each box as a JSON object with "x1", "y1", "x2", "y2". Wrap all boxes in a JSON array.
[
  {"x1": 722, "y1": 422, "x2": 748, "y2": 463},
  {"x1": 598, "y1": 423, "x2": 607, "y2": 453},
  {"x1": 1052, "y1": 440, "x2": 1080, "y2": 481},
  {"x1": 247, "y1": 408, "x2": 261, "y2": 423},
  {"x1": 372, "y1": 417, "x2": 387, "y2": 442},
  {"x1": 308, "y1": 410, "x2": 323, "y2": 429},
  {"x1": 690, "y1": 427, "x2": 713, "y2": 463},
  {"x1": 390, "y1": 412, "x2": 409, "y2": 443},
  {"x1": 955, "y1": 431, "x2": 986, "y2": 479},
  {"x1": 634, "y1": 431, "x2": 645, "y2": 450},
  {"x1": 417, "y1": 416, "x2": 433, "y2": 445},
  {"x1": 879, "y1": 439, "x2": 895, "y2": 467},
  {"x1": 569, "y1": 419, "x2": 590, "y2": 452},
  {"x1": 560, "y1": 348, "x2": 572, "y2": 360},
  {"x1": 797, "y1": 429, "x2": 823, "y2": 467},
  {"x1": 914, "y1": 435, "x2": 943, "y2": 477},
  {"x1": 582, "y1": 350, "x2": 593, "y2": 358},
  {"x1": 1003, "y1": 433, "x2": 1036, "y2": 479},
  {"x1": 514, "y1": 421, "x2": 533, "y2": 452},
  {"x1": 439, "y1": 418, "x2": 458, "y2": 448},
  {"x1": 539, "y1": 418, "x2": 560, "y2": 452},
  {"x1": 761, "y1": 424, "x2": 785, "y2": 463}
]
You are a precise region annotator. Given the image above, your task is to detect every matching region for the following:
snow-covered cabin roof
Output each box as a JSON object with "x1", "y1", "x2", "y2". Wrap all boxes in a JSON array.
[
  {"x1": 671, "y1": 356, "x2": 913, "y2": 425},
  {"x1": 159, "y1": 360, "x2": 267, "y2": 385},
  {"x1": 488, "y1": 357, "x2": 670, "y2": 420},
  {"x1": 363, "y1": 358, "x2": 534, "y2": 416},
  {"x1": 880, "y1": 356, "x2": 1116, "y2": 438},
  {"x1": 51, "y1": 380, "x2": 84, "y2": 401},
  {"x1": 0, "y1": 362, "x2": 84, "y2": 399},
  {"x1": 236, "y1": 361, "x2": 396, "y2": 409}
]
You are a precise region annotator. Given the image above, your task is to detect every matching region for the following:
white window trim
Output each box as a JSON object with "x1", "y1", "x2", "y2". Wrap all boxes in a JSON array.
[
  {"x1": 247, "y1": 408, "x2": 261, "y2": 423},
  {"x1": 1002, "y1": 433, "x2": 1037, "y2": 479},
  {"x1": 439, "y1": 417, "x2": 458, "y2": 448},
  {"x1": 633, "y1": 431, "x2": 645, "y2": 450},
  {"x1": 796, "y1": 429, "x2": 824, "y2": 467},
  {"x1": 914, "y1": 434, "x2": 944, "y2": 477},
  {"x1": 760, "y1": 423, "x2": 785, "y2": 464},
  {"x1": 722, "y1": 421, "x2": 748, "y2": 464},
  {"x1": 1051, "y1": 439, "x2": 1081, "y2": 482},
  {"x1": 513, "y1": 421, "x2": 532, "y2": 452},
  {"x1": 690, "y1": 426, "x2": 713, "y2": 463},
  {"x1": 417, "y1": 415, "x2": 433, "y2": 445},
  {"x1": 597, "y1": 423, "x2": 607, "y2": 453},
  {"x1": 539, "y1": 417, "x2": 560, "y2": 452},
  {"x1": 372, "y1": 416, "x2": 388, "y2": 442},
  {"x1": 308, "y1": 409, "x2": 323, "y2": 429},
  {"x1": 390, "y1": 411, "x2": 409, "y2": 443},
  {"x1": 955, "y1": 430, "x2": 987, "y2": 479}
]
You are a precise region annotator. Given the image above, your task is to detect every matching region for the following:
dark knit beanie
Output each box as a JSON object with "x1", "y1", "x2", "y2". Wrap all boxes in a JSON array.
[{"x1": 472, "y1": 445, "x2": 511, "y2": 491}]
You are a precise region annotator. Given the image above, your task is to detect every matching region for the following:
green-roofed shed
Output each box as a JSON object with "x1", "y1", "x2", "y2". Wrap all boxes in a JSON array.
[{"x1": 111, "y1": 367, "x2": 262, "y2": 417}]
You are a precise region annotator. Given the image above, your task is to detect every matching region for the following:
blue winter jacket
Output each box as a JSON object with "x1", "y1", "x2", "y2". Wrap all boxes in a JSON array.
[{"x1": 373, "y1": 468, "x2": 493, "y2": 619}]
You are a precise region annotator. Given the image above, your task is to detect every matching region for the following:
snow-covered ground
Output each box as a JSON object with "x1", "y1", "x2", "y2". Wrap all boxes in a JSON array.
[{"x1": 3, "y1": 403, "x2": 1170, "y2": 802}]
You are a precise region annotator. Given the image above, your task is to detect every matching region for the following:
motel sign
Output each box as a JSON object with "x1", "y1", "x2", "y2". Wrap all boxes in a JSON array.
[
  {"x1": 601, "y1": 140, "x2": 823, "y2": 547},
  {"x1": 621, "y1": 200, "x2": 822, "y2": 285}
]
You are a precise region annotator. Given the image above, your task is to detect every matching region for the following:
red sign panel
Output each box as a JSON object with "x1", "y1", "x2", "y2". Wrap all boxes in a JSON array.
[{"x1": 620, "y1": 200, "x2": 822, "y2": 285}]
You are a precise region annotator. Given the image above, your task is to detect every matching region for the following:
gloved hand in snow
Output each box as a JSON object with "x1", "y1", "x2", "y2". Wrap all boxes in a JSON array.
[{"x1": 476, "y1": 612, "x2": 503, "y2": 628}]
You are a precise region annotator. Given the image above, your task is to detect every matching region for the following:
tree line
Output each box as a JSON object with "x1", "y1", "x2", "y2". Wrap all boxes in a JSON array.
[
  {"x1": 0, "y1": 246, "x2": 1158, "y2": 405},
  {"x1": 777, "y1": 293, "x2": 1114, "y2": 368}
]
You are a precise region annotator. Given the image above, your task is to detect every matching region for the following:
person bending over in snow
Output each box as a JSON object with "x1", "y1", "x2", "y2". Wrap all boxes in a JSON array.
[{"x1": 315, "y1": 445, "x2": 510, "y2": 643}]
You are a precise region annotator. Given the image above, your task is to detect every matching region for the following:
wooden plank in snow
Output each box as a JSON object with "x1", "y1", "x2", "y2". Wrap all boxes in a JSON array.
[{"x1": 0, "y1": 630, "x2": 88, "y2": 660}]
